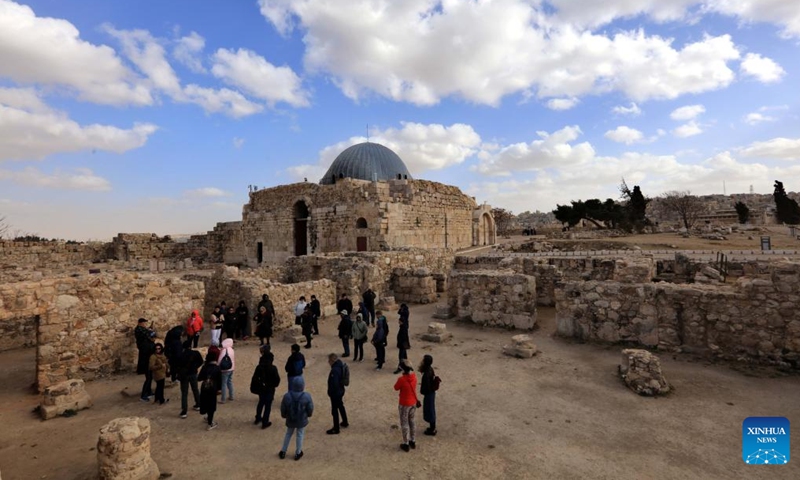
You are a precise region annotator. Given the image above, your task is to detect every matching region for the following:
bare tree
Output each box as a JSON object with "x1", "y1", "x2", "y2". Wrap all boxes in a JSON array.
[
  {"x1": 491, "y1": 208, "x2": 514, "y2": 237},
  {"x1": 659, "y1": 191, "x2": 706, "y2": 230},
  {"x1": 0, "y1": 216, "x2": 8, "y2": 239}
]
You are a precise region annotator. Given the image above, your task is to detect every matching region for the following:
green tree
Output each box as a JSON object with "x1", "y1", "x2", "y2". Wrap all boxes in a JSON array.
[
  {"x1": 773, "y1": 180, "x2": 800, "y2": 224},
  {"x1": 491, "y1": 208, "x2": 514, "y2": 236},
  {"x1": 553, "y1": 199, "x2": 622, "y2": 229},
  {"x1": 734, "y1": 201, "x2": 750, "y2": 224},
  {"x1": 619, "y1": 179, "x2": 650, "y2": 232}
]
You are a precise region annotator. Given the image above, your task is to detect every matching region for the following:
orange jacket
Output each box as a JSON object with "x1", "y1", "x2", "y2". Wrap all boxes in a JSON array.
[
  {"x1": 394, "y1": 372, "x2": 418, "y2": 407},
  {"x1": 186, "y1": 310, "x2": 204, "y2": 336}
]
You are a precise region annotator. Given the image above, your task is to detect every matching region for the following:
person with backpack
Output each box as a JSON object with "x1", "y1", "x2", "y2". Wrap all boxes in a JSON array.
[
  {"x1": 279, "y1": 376, "x2": 314, "y2": 461},
  {"x1": 394, "y1": 360, "x2": 419, "y2": 451},
  {"x1": 372, "y1": 310, "x2": 389, "y2": 370},
  {"x1": 301, "y1": 306, "x2": 314, "y2": 349},
  {"x1": 185, "y1": 310, "x2": 204, "y2": 348},
  {"x1": 285, "y1": 344, "x2": 306, "y2": 383},
  {"x1": 352, "y1": 313, "x2": 368, "y2": 362},
  {"x1": 198, "y1": 352, "x2": 222, "y2": 430},
  {"x1": 254, "y1": 305, "x2": 273, "y2": 346},
  {"x1": 217, "y1": 338, "x2": 236, "y2": 403},
  {"x1": 419, "y1": 354, "x2": 439, "y2": 436},
  {"x1": 326, "y1": 353, "x2": 349, "y2": 434},
  {"x1": 393, "y1": 312, "x2": 411, "y2": 374},
  {"x1": 251, "y1": 348, "x2": 281, "y2": 429},
  {"x1": 134, "y1": 318, "x2": 156, "y2": 402},
  {"x1": 235, "y1": 300, "x2": 249, "y2": 340},
  {"x1": 337, "y1": 311, "x2": 352, "y2": 358},
  {"x1": 149, "y1": 343, "x2": 169, "y2": 405},
  {"x1": 177, "y1": 340, "x2": 203, "y2": 419}
]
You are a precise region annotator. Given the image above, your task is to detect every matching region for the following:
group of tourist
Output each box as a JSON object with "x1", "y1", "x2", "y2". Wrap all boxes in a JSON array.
[{"x1": 134, "y1": 291, "x2": 440, "y2": 460}]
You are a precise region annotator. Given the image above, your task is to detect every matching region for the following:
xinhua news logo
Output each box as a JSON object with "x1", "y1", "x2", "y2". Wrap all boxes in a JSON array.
[{"x1": 742, "y1": 417, "x2": 790, "y2": 465}]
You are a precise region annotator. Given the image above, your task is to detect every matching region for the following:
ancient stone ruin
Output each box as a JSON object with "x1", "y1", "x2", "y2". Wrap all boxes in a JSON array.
[
  {"x1": 39, "y1": 378, "x2": 92, "y2": 420},
  {"x1": 97, "y1": 417, "x2": 160, "y2": 480},
  {"x1": 448, "y1": 270, "x2": 537, "y2": 329},
  {"x1": 503, "y1": 334, "x2": 538, "y2": 358},
  {"x1": 421, "y1": 322, "x2": 452, "y2": 343},
  {"x1": 619, "y1": 349, "x2": 670, "y2": 396}
]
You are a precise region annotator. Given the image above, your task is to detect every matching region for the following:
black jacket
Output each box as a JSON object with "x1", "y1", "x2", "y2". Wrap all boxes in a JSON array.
[
  {"x1": 363, "y1": 290, "x2": 376, "y2": 308},
  {"x1": 327, "y1": 359, "x2": 346, "y2": 398},
  {"x1": 337, "y1": 315, "x2": 353, "y2": 339},
  {"x1": 285, "y1": 352, "x2": 306, "y2": 377},
  {"x1": 253, "y1": 356, "x2": 281, "y2": 394},
  {"x1": 397, "y1": 319, "x2": 410, "y2": 350},
  {"x1": 309, "y1": 299, "x2": 321, "y2": 317},
  {"x1": 420, "y1": 367, "x2": 436, "y2": 395},
  {"x1": 176, "y1": 347, "x2": 204, "y2": 380},
  {"x1": 336, "y1": 298, "x2": 353, "y2": 315}
]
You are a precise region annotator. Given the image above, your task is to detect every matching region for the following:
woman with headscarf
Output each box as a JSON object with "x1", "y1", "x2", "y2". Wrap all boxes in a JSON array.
[
  {"x1": 185, "y1": 310, "x2": 204, "y2": 348},
  {"x1": 419, "y1": 354, "x2": 438, "y2": 436},
  {"x1": 254, "y1": 305, "x2": 274, "y2": 346},
  {"x1": 236, "y1": 300, "x2": 250, "y2": 340}
]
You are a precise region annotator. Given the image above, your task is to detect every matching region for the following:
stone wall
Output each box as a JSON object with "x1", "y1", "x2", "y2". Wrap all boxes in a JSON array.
[
  {"x1": 285, "y1": 249, "x2": 454, "y2": 304},
  {"x1": 555, "y1": 262, "x2": 800, "y2": 366},
  {"x1": 448, "y1": 270, "x2": 537, "y2": 329},
  {"x1": 0, "y1": 240, "x2": 107, "y2": 269},
  {"x1": 0, "y1": 279, "x2": 44, "y2": 352},
  {"x1": 197, "y1": 266, "x2": 337, "y2": 331},
  {"x1": 108, "y1": 233, "x2": 211, "y2": 264},
  {"x1": 391, "y1": 268, "x2": 438, "y2": 304},
  {"x1": 37, "y1": 273, "x2": 205, "y2": 391}
]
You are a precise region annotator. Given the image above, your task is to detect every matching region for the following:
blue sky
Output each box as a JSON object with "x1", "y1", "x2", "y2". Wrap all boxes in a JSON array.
[{"x1": 1, "y1": 0, "x2": 799, "y2": 240}]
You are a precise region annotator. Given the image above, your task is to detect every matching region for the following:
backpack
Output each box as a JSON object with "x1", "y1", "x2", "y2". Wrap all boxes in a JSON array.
[
  {"x1": 201, "y1": 376, "x2": 215, "y2": 392},
  {"x1": 432, "y1": 375, "x2": 441, "y2": 392},
  {"x1": 341, "y1": 362, "x2": 350, "y2": 387},
  {"x1": 219, "y1": 350, "x2": 232, "y2": 371},
  {"x1": 250, "y1": 367, "x2": 264, "y2": 395}
]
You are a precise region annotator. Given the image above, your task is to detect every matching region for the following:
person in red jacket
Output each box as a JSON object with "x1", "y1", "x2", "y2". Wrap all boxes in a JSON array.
[
  {"x1": 393, "y1": 360, "x2": 419, "y2": 452},
  {"x1": 186, "y1": 310, "x2": 204, "y2": 348}
]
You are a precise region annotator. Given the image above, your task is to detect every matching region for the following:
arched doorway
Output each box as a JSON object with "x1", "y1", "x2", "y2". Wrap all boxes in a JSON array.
[
  {"x1": 356, "y1": 217, "x2": 368, "y2": 251},
  {"x1": 481, "y1": 212, "x2": 494, "y2": 245},
  {"x1": 294, "y1": 201, "x2": 309, "y2": 256}
]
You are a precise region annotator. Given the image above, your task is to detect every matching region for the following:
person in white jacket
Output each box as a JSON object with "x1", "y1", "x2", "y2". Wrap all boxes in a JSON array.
[
  {"x1": 294, "y1": 296, "x2": 308, "y2": 326},
  {"x1": 217, "y1": 338, "x2": 236, "y2": 403}
]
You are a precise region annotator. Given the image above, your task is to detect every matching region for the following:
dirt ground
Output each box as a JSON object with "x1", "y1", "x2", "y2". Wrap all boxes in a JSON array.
[{"x1": 1, "y1": 305, "x2": 799, "y2": 479}]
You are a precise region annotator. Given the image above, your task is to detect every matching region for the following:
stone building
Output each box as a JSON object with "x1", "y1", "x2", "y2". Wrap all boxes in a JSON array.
[{"x1": 223, "y1": 142, "x2": 495, "y2": 265}]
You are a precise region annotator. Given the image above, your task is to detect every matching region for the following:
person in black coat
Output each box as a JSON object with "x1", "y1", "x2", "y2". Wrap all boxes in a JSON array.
[
  {"x1": 309, "y1": 295, "x2": 321, "y2": 335},
  {"x1": 326, "y1": 353, "x2": 349, "y2": 434},
  {"x1": 236, "y1": 300, "x2": 250, "y2": 339},
  {"x1": 134, "y1": 318, "x2": 156, "y2": 401},
  {"x1": 177, "y1": 340, "x2": 204, "y2": 418},
  {"x1": 362, "y1": 288, "x2": 376, "y2": 326},
  {"x1": 336, "y1": 294, "x2": 353, "y2": 317},
  {"x1": 252, "y1": 350, "x2": 281, "y2": 428},
  {"x1": 254, "y1": 305, "x2": 274, "y2": 346},
  {"x1": 337, "y1": 312, "x2": 352, "y2": 358},
  {"x1": 301, "y1": 306, "x2": 315, "y2": 348},
  {"x1": 198, "y1": 353, "x2": 222, "y2": 430},
  {"x1": 164, "y1": 325, "x2": 185, "y2": 382},
  {"x1": 393, "y1": 314, "x2": 410, "y2": 374}
]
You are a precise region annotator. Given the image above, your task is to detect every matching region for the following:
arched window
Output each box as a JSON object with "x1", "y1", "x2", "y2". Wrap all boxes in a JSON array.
[{"x1": 356, "y1": 217, "x2": 368, "y2": 229}]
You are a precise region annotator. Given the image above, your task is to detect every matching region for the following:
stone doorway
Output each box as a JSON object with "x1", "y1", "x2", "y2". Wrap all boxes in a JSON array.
[
  {"x1": 357, "y1": 237, "x2": 367, "y2": 251},
  {"x1": 356, "y1": 217, "x2": 368, "y2": 251},
  {"x1": 294, "y1": 201, "x2": 309, "y2": 256},
  {"x1": 257, "y1": 242, "x2": 263, "y2": 264}
]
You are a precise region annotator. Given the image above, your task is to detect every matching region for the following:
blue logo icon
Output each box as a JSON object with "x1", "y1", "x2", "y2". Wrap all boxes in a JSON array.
[{"x1": 743, "y1": 417, "x2": 790, "y2": 465}]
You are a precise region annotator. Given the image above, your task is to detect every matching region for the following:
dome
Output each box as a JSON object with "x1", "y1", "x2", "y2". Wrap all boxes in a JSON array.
[{"x1": 319, "y1": 142, "x2": 413, "y2": 185}]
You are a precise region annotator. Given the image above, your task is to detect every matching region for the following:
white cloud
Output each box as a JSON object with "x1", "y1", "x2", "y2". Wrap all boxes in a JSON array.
[
  {"x1": 546, "y1": 97, "x2": 580, "y2": 110},
  {"x1": 0, "y1": 166, "x2": 111, "y2": 191},
  {"x1": 612, "y1": 102, "x2": 642, "y2": 116},
  {"x1": 182, "y1": 85, "x2": 264, "y2": 118},
  {"x1": 0, "y1": 91, "x2": 157, "y2": 161},
  {"x1": 211, "y1": 48, "x2": 309, "y2": 107},
  {"x1": 184, "y1": 187, "x2": 229, "y2": 198},
  {"x1": 259, "y1": 1, "x2": 742, "y2": 106},
  {"x1": 740, "y1": 53, "x2": 785, "y2": 83},
  {"x1": 740, "y1": 137, "x2": 800, "y2": 160},
  {"x1": 604, "y1": 126, "x2": 644, "y2": 144},
  {"x1": 709, "y1": 0, "x2": 800, "y2": 39},
  {"x1": 173, "y1": 31, "x2": 206, "y2": 73},
  {"x1": 288, "y1": 122, "x2": 482, "y2": 181},
  {"x1": 476, "y1": 126, "x2": 595, "y2": 176},
  {"x1": 0, "y1": 0, "x2": 151, "y2": 105},
  {"x1": 743, "y1": 112, "x2": 776, "y2": 125},
  {"x1": 233, "y1": 137, "x2": 245, "y2": 149},
  {"x1": 673, "y1": 121, "x2": 703, "y2": 138},
  {"x1": 670, "y1": 104, "x2": 705, "y2": 120}
]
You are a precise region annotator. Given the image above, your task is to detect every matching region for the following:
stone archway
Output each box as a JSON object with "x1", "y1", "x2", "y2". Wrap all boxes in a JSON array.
[
  {"x1": 356, "y1": 217, "x2": 368, "y2": 251},
  {"x1": 294, "y1": 201, "x2": 309, "y2": 256},
  {"x1": 480, "y1": 212, "x2": 496, "y2": 246}
]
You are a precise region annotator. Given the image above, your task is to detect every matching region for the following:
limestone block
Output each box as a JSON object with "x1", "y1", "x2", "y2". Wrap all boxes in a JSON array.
[
  {"x1": 97, "y1": 417, "x2": 159, "y2": 480},
  {"x1": 40, "y1": 378, "x2": 93, "y2": 420},
  {"x1": 421, "y1": 322, "x2": 452, "y2": 343},
  {"x1": 432, "y1": 304, "x2": 453, "y2": 320},
  {"x1": 503, "y1": 334, "x2": 538, "y2": 358},
  {"x1": 282, "y1": 325, "x2": 305, "y2": 344},
  {"x1": 619, "y1": 349, "x2": 670, "y2": 396}
]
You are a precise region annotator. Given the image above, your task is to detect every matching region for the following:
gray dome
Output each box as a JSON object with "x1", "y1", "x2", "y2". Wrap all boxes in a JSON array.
[{"x1": 320, "y1": 142, "x2": 412, "y2": 185}]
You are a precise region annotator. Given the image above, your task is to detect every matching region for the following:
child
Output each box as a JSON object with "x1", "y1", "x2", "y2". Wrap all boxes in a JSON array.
[{"x1": 149, "y1": 343, "x2": 169, "y2": 405}]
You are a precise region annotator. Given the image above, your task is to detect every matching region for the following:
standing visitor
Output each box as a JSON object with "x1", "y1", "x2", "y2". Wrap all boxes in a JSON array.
[
  {"x1": 285, "y1": 344, "x2": 306, "y2": 383},
  {"x1": 258, "y1": 294, "x2": 276, "y2": 320},
  {"x1": 279, "y1": 377, "x2": 314, "y2": 461},
  {"x1": 419, "y1": 354, "x2": 438, "y2": 436},
  {"x1": 149, "y1": 343, "x2": 169, "y2": 405},
  {"x1": 394, "y1": 360, "x2": 418, "y2": 451},
  {"x1": 236, "y1": 300, "x2": 249, "y2": 340},
  {"x1": 393, "y1": 313, "x2": 410, "y2": 374},
  {"x1": 294, "y1": 296, "x2": 308, "y2": 326},
  {"x1": 352, "y1": 313, "x2": 368, "y2": 362},
  {"x1": 210, "y1": 306, "x2": 223, "y2": 347},
  {"x1": 218, "y1": 338, "x2": 236, "y2": 403},
  {"x1": 372, "y1": 310, "x2": 389, "y2": 370},
  {"x1": 326, "y1": 353, "x2": 349, "y2": 434},
  {"x1": 198, "y1": 352, "x2": 222, "y2": 430},
  {"x1": 254, "y1": 305, "x2": 273, "y2": 346},
  {"x1": 224, "y1": 306, "x2": 237, "y2": 339},
  {"x1": 177, "y1": 340, "x2": 203, "y2": 419},
  {"x1": 301, "y1": 306, "x2": 314, "y2": 349},
  {"x1": 251, "y1": 348, "x2": 281, "y2": 428},
  {"x1": 362, "y1": 288, "x2": 376, "y2": 326},
  {"x1": 163, "y1": 325, "x2": 184, "y2": 382},
  {"x1": 336, "y1": 294, "x2": 353, "y2": 317},
  {"x1": 337, "y1": 311, "x2": 352, "y2": 358},
  {"x1": 309, "y1": 295, "x2": 321, "y2": 335},
  {"x1": 186, "y1": 310, "x2": 204, "y2": 348},
  {"x1": 135, "y1": 318, "x2": 156, "y2": 402}
]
